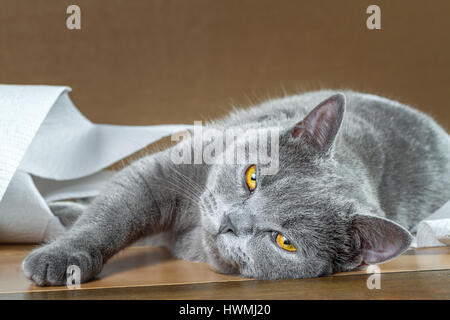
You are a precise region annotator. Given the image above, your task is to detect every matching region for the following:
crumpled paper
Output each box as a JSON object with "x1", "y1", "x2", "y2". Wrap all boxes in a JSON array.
[
  {"x1": 0, "y1": 84, "x2": 449, "y2": 247},
  {"x1": 0, "y1": 85, "x2": 189, "y2": 243}
]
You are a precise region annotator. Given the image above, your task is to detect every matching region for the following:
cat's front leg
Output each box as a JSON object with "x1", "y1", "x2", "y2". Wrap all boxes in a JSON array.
[{"x1": 23, "y1": 153, "x2": 177, "y2": 286}]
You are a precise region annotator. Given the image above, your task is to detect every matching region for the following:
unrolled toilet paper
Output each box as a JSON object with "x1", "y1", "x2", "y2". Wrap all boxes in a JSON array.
[
  {"x1": 0, "y1": 85, "x2": 189, "y2": 243},
  {"x1": 413, "y1": 200, "x2": 450, "y2": 247}
]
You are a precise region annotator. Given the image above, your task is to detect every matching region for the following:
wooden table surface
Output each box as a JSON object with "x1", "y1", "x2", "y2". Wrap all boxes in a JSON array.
[{"x1": 0, "y1": 245, "x2": 449, "y2": 299}]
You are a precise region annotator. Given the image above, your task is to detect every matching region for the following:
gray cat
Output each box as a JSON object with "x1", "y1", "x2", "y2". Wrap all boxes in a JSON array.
[{"x1": 23, "y1": 90, "x2": 450, "y2": 285}]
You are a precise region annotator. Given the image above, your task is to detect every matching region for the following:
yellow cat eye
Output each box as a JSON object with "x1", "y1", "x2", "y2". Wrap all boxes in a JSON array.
[
  {"x1": 273, "y1": 232, "x2": 297, "y2": 252},
  {"x1": 245, "y1": 165, "x2": 257, "y2": 191}
]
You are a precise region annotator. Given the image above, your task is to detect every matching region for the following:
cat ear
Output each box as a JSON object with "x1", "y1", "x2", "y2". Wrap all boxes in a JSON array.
[
  {"x1": 291, "y1": 93, "x2": 345, "y2": 154},
  {"x1": 350, "y1": 215, "x2": 412, "y2": 265}
]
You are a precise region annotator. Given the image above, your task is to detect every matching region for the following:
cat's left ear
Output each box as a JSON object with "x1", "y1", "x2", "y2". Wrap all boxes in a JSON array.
[
  {"x1": 291, "y1": 93, "x2": 345, "y2": 155},
  {"x1": 350, "y1": 214, "x2": 413, "y2": 266}
]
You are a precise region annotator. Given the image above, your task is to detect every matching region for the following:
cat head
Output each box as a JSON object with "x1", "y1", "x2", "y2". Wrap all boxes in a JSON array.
[{"x1": 200, "y1": 93, "x2": 412, "y2": 279}]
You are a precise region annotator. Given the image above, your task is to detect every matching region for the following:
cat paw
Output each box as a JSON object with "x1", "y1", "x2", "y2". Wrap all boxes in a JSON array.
[{"x1": 22, "y1": 243, "x2": 103, "y2": 286}]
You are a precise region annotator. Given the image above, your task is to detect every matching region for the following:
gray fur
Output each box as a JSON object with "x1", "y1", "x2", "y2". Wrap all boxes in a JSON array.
[{"x1": 23, "y1": 90, "x2": 450, "y2": 285}]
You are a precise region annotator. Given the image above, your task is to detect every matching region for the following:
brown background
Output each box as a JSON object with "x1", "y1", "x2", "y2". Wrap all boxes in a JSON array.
[{"x1": 0, "y1": 0, "x2": 449, "y2": 129}]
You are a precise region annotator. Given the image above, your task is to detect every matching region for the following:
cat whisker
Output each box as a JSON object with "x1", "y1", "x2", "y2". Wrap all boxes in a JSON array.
[
  {"x1": 169, "y1": 166, "x2": 205, "y2": 194},
  {"x1": 169, "y1": 164, "x2": 219, "y2": 211},
  {"x1": 167, "y1": 166, "x2": 219, "y2": 214}
]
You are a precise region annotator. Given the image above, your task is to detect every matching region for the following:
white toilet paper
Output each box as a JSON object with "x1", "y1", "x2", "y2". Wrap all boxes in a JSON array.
[
  {"x1": 0, "y1": 84, "x2": 189, "y2": 243},
  {"x1": 414, "y1": 200, "x2": 450, "y2": 247}
]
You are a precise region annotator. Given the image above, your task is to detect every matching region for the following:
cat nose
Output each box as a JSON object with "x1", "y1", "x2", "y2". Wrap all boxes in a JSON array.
[{"x1": 218, "y1": 215, "x2": 237, "y2": 235}]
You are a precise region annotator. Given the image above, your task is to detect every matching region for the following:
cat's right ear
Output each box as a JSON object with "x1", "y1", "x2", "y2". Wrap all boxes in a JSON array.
[
  {"x1": 289, "y1": 93, "x2": 346, "y2": 155},
  {"x1": 349, "y1": 214, "x2": 413, "y2": 266}
]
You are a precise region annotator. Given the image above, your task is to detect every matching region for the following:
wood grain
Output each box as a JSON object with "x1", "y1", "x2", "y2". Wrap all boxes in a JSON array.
[
  {"x1": 4, "y1": 271, "x2": 449, "y2": 300},
  {"x1": 0, "y1": 245, "x2": 448, "y2": 297}
]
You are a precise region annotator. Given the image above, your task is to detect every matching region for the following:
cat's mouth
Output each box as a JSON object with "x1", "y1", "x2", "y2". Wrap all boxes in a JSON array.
[
  {"x1": 202, "y1": 230, "x2": 244, "y2": 275},
  {"x1": 212, "y1": 257, "x2": 241, "y2": 275},
  {"x1": 216, "y1": 235, "x2": 252, "y2": 272},
  {"x1": 204, "y1": 241, "x2": 241, "y2": 275}
]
